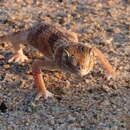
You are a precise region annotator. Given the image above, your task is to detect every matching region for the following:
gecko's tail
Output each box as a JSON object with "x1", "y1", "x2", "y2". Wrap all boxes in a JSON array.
[
  {"x1": 0, "y1": 30, "x2": 29, "y2": 44},
  {"x1": 93, "y1": 47, "x2": 116, "y2": 79},
  {"x1": 0, "y1": 35, "x2": 9, "y2": 42}
]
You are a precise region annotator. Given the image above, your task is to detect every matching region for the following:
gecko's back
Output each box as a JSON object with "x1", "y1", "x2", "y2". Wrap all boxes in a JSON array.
[
  {"x1": 0, "y1": 22, "x2": 78, "y2": 58},
  {"x1": 27, "y1": 23, "x2": 78, "y2": 58},
  {"x1": 0, "y1": 22, "x2": 116, "y2": 100}
]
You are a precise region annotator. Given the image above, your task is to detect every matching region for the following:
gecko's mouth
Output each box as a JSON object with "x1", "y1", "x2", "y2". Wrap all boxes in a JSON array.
[
  {"x1": 60, "y1": 63, "x2": 88, "y2": 77},
  {"x1": 67, "y1": 69, "x2": 87, "y2": 78}
]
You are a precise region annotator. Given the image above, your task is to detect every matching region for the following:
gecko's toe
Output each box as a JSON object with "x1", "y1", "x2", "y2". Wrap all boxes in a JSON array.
[
  {"x1": 106, "y1": 73, "x2": 117, "y2": 80},
  {"x1": 34, "y1": 90, "x2": 54, "y2": 101},
  {"x1": 8, "y1": 53, "x2": 28, "y2": 63},
  {"x1": 45, "y1": 90, "x2": 54, "y2": 99}
]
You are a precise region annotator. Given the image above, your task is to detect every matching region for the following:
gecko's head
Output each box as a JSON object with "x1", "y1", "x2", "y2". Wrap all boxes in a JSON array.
[{"x1": 56, "y1": 44, "x2": 96, "y2": 77}]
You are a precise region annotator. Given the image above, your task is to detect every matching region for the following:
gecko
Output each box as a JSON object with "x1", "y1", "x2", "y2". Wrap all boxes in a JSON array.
[{"x1": 0, "y1": 22, "x2": 116, "y2": 100}]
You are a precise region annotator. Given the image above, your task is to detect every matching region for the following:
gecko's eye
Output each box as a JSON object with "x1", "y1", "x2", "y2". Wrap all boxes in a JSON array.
[{"x1": 63, "y1": 49, "x2": 70, "y2": 61}]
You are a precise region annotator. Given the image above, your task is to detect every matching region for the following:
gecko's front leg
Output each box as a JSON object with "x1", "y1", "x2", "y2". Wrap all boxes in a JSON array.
[
  {"x1": 8, "y1": 44, "x2": 28, "y2": 63},
  {"x1": 93, "y1": 47, "x2": 117, "y2": 80},
  {"x1": 32, "y1": 58, "x2": 58, "y2": 101}
]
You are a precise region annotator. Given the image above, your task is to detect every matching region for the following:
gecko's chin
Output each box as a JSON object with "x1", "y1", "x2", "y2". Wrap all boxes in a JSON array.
[
  {"x1": 70, "y1": 71, "x2": 86, "y2": 78},
  {"x1": 62, "y1": 66, "x2": 88, "y2": 77},
  {"x1": 75, "y1": 70, "x2": 88, "y2": 77}
]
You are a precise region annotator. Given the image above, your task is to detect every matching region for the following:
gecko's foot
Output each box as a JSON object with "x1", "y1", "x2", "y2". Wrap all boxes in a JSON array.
[
  {"x1": 35, "y1": 90, "x2": 54, "y2": 101},
  {"x1": 8, "y1": 53, "x2": 28, "y2": 63},
  {"x1": 106, "y1": 73, "x2": 116, "y2": 80}
]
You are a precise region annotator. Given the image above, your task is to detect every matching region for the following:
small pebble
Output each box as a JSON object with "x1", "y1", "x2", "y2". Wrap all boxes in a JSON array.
[
  {"x1": 3, "y1": 64, "x2": 11, "y2": 69},
  {"x1": 0, "y1": 55, "x2": 4, "y2": 60},
  {"x1": 0, "y1": 102, "x2": 7, "y2": 113}
]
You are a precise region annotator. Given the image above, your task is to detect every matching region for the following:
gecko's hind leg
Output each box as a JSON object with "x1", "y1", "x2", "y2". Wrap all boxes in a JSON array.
[{"x1": 8, "y1": 43, "x2": 28, "y2": 63}]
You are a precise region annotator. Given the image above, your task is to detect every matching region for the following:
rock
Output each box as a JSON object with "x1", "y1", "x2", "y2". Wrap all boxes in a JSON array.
[
  {"x1": 128, "y1": 25, "x2": 130, "y2": 31},
  {"x1": 109, "y1": 8, "x2": 119, "y2": 18},
  {"x1": 55, "y1": 0, "x2": 64, "y2": 3},
  {"x1": 106, "y1": 0, "x2": 115, "y2": 6},
  {"x1": 0, "y1": 12, "x2": 9, "y2": 20},
  {"x1": 0, "y1": 55, "x2": 4, "y2": 60},
  {"x1": 48, "y1": 119, "x2": 55, "y2": 125},
  {"x1": 101, "y1": 85, "x2": 112, "y2": 92},
  {"x1": 54, "y1": 72, "x2": 63, "y2": 79},
  {"x1": 24, "y1": 0, "x2": 34, "y2": 4},
  {"x1": 3, "y1": 64, "x2": 11, "y2": 70},
  {"x1": 57, "y1": 123, "x2": 67, "y2": 130},
  {"x1": 67, "y1": 114, "x2": 75, "y2": 122},
  {"x1": 0, "y1": 102, "x2": 7, "y2": 113},
  {"x1": 101, "y1": 99, "x2": 110, "y2": 106},
  {"x1": 8, "y1": 80, "x2": 21, "y2": 88}
]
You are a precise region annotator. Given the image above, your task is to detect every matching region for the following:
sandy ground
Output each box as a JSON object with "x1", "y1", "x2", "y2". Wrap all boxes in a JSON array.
[{"x1": 0, "y1": 0, "x2": 130, "y2": 129}]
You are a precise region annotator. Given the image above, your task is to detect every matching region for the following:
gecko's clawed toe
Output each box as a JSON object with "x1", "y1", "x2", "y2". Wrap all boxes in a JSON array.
[
  {"x1": 45, "y1": 90, "x2": 54, "y2": 98},
  {"x1": 8, "y1": 53, "x2": 28, "y2": 63},
  {"x1": 34, "y1": 90, "x2": 54, "y2": 101},
  {"x1": 106, "y1": 73, "x2": 117, "y2": 81}
]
